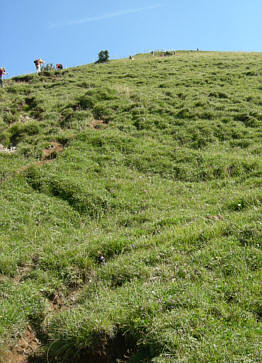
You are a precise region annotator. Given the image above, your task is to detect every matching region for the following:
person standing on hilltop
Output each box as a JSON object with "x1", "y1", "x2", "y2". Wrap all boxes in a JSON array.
[
  {"x1": 34, "y1": 58, "x2": 45, "y2": 74},
  {"x1": 0, "y1": 68, "x2": 8, "y2": 88}
]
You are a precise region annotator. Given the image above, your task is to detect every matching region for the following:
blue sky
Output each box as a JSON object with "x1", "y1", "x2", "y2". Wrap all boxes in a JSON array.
[{"x1": 2, "y1": 0, "x2": 262, "y2": 77}]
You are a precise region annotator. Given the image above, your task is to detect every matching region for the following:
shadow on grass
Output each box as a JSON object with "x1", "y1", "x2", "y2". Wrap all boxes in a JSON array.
[{"x1": 28, "y1": 331, "x2": 159, "y2": 363}]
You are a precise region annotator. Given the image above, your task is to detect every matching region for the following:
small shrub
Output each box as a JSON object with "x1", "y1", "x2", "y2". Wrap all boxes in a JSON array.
[
  {"x1": 42, "y1": 63, "x2": 56, "y2": 71},
  {"x1": 9, "y1": 122, "x2": 40, "y2": 145},
  {"x1": 12, "y1": 74, "x2": 35, "y2": 83},
  {"x1": 96, "y1": 50, "x2": 109, "y2": 64},
  {"x1": 0, "y1": 131, "x2": 9, "y2": 146},
  {"x1": 25, "y1": 165, "x2": 42, "y2": 190}
]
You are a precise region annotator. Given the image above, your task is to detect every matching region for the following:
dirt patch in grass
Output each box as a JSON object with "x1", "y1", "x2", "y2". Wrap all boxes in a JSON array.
[
  {"x1": 13, "y1": 265, "x2": 34, "y2": 283},
  {"x1": 17, "y1": 141, "x2": 64, "y2": 175},
  {"x1": 42, "y1": 141, "x2": 64, "y2": 161},
  {"x1": 90, "y1": 120, "x2": 107, "y2": 129},
  {"x1": 206, "y1": 214, "x2": 224, "y2": 221},
  {"x1": 47, "y1": 293, "x2": 66, "y2": 313},
  {"x1": 2, "y1": 325, "x2": 42, "y2": 363}
]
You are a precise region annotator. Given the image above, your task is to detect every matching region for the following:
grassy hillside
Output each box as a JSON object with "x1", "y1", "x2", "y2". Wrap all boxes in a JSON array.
[{"x1": 0, "y1": 51, "x2": 262, "y2": 362}]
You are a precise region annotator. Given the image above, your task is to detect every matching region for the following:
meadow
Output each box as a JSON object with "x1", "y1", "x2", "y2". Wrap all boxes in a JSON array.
[{"x1": 0, "y1": 51, "x2": 261, "y2": 362}]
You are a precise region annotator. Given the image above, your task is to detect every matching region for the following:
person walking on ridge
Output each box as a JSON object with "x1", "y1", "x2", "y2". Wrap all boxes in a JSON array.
[
  {"x1": 0, "y1": 68, "x2": 8, "y2": 88},
  {"x1": 34, "y1": 59, "x2": 45, "y2": 74}
]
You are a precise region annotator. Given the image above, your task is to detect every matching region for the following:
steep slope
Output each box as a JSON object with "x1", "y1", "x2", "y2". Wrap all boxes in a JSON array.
[{"x1": 0, "y1": 52, "x2": 262, "y2": 362}]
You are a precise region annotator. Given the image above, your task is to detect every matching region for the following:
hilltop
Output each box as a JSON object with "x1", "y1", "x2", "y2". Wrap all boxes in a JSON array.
[{"x1": 0, "y1": 51, "x2": 262, "y2": 362}]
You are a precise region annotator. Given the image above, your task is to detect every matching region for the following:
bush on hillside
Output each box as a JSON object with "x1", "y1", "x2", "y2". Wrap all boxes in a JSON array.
[
  {"x1": 40, "y1": 63, "x2": 56, "y2": 77},
  {"x1": 12, "y1": 74, "x2": 35, "y2": 83},
  {"x1": 42, "y1": 63, "x2": 55, "y2": 71},
  {"x1": 9, "y1": 122, "x2": 40, "y2": 145},
  {"x1": 96, "y1": 50, "x2": 109, "y2": 64}
]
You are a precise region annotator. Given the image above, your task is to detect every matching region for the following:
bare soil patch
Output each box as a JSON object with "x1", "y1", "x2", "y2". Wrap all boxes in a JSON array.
[
  {"x1": 17, "y1": 141, "x2": 64, "y2": 175},
  {"x1": 42, "y1": 142, "x2": 64, "y2": 161},
  {"x1": 90, "y1": 120, "x2": 107, "y2": 129},
  {"x1": 2, "y1": 326, "x2": 41, "y2": 363}
]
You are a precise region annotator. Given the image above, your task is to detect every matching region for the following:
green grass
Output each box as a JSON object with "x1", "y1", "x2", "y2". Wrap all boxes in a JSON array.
[{"x1": 0, "y1": 51, "x2": 262, "y2": 362}]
